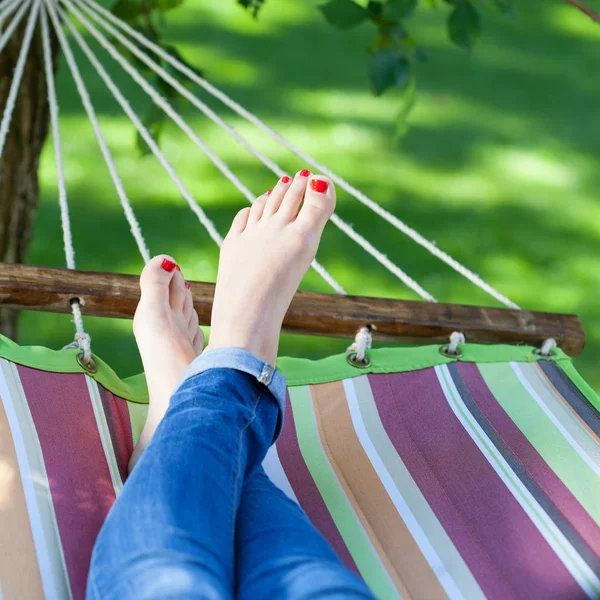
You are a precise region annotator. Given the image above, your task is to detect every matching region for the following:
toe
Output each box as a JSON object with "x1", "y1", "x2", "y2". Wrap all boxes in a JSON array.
[
  {"x1": 192, "y1": 327, "x2": 205, "y2": 354},
  {"x1": 247, "y1": 194, "x2": 267, "y2": 225},
  {"x1": 169, "y1": 269, "x2": 188, "y2": 312},
  {"x1": 277, "y1": 169, "x2": 312, "y2": 222},
  {"x1": 263, "y1": 175, "x2": 292, "y2": 217},
  {"x1": 228, "y1": 206, "x2": 251, "y2": 236},
  {"x1": 139, "y1": 255, "x2": 179, "y2": 300},
  {"x1": 294, "y1": 175, "x2": 336, "y2": 236},
  {"x1": 182, "y1": 284, "x2": 194, "y2": 323}
]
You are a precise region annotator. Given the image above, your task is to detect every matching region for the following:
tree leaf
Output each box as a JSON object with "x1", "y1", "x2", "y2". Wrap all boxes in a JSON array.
[
  {"x1": 237, "y1": 0, "x2": 266, "y2": 17},
  {"x1": 369, "y1": 50, "x2": 411, "y2": 96},
  {"x1": 367, "y1": 1, "x2": 384, "y2": 17},
  {"x1": 319, "y1": 0, "x2": 369, "y2": 29},
  {"x1": 384, "y1": 0, "x2": 418, "y2": 20},
  {"x1": 447, "y1": 1, "x2": 481, "y2": 51},
  {"x1": 136, "y1": 104, "x2": 167, "y2": 156}
]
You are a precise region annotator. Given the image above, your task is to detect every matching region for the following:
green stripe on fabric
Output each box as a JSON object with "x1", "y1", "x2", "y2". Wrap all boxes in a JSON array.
[
  {"x1": 126, "y1": 400, "x2": 149, "y2": 447},
  {"x1": 479, "y1": 362, "x2": 600, "y2": 525},
  {"x1": 0, "y1": 332, "x2": 580, "y2": 401},
  {"x1": 351, "y1": 375, "x2": 486, "y2": 600},
  {"x1": 559, "y1": 360, "x2": 600, "y2": 414},
  {"x1": 0, "y1": 360, "x2": 72, "y2": 600},
  {"x1": 523, "y1": 364, "x2": 600, "y2": 469},
  {"x1": 288, "y1": 386, "x2": 397, "y2": 600},
  {"x1": 86, "y1": 378, "x2": 123, "y2": 495},
  {"x1": 438, "y1": 365, "x2": 600, "y2": 597}
]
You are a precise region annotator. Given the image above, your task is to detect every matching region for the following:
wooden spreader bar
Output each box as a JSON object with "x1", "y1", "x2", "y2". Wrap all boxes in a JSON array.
[{"x1": 0, "y1": 263, "x2": 586, "y2": 357}]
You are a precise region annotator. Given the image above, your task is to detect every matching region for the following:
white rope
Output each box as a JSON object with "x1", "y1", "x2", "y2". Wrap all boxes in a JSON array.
[
  {"x1": 347, "y1": 325, "x2": 373, "y2": 362},
  {"x1": 80, "y1": 0, "x2": 518, "y2": 309},
  {"x1": 44, "y1": 0, "x2": 151, "y2": 264},
  {"x1": 538, "y1": 338, "x2": 557, "y2": 357},
  {"x1": 0, "y1": 0, "x2": 38, "y2": 159},
  {"x1": 41, "y1": 2, "x2": 93, "y2": 363},
  {"x1": 447, "y1": 331, "x2": 465, "y2": 355},
  {"x1": 74, "y1": 0, "x2": 432, "y2": 301},
  {"x1": 0, "y1": 0, "x2": 23, "y2": 28},
  {"x1": 54, "y1": 1, "x2": 223, "y2": 251},
  {"x1": 61, "y1": 0, "x2": 345, "y2": 294}
]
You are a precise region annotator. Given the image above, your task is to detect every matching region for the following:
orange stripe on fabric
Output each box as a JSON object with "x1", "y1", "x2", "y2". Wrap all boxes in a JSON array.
[
  {"x1": 311, "y1": 381, "x2": 449, "y2": 600},
  {"x1": 535, "y1": 363, "x2": 600, "y2": 445},
  {"x1": 0, "y1": 393, "x2": 45, "y2": 599}
]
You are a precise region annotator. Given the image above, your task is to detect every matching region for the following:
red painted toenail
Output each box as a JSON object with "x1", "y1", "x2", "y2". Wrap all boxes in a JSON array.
[
  {"x1": 310, "y1": 179, "x2": 328, "y2": 193},
  {"x1": 281, "y1": 176, "x2": 291, "y2": 184},
  {"x1": 161, "y1": 258, "x2": 177, "y2": 272},
  {"x1": 299, "y1": 169, "x2": 311, "y2": 177},
  {"x1": 267, "y1": 189, "x2": 273, "y2": 195},
  {"x1": 185, "y1": 281, "x2": 191, "y2": 289}
]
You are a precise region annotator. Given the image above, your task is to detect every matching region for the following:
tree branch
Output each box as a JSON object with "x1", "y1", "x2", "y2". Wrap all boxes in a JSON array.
[{"x1": 562, "y1": 0, "x2": 600, "y2": 25}]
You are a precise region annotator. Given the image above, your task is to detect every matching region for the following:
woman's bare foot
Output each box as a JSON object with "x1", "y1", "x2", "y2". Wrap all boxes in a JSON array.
[
  {"x1": 206, "y1": 171, "x2": 336, "y2": 364},
  {"x1": 129, "y1": 255, "x2": 204, "y2": 471}
]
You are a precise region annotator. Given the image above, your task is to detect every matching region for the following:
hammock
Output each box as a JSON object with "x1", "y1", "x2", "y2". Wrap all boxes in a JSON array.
[{"x1": 0, "y1": 1, "x2": 598, "y2": 599}]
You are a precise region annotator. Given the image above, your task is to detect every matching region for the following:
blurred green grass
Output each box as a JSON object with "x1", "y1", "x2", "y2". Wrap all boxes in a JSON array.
[{"x1": 21, "y1": 0, "x2": 599, "y2": 391}]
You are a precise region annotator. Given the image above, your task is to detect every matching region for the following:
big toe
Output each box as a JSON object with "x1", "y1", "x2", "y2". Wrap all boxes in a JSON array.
[
  {"x1": 139, "y1": 255, "x2": 179, "y2": 301},
  {"x1": 295, "y1": 175, "x2": 336, "y2": 237}
]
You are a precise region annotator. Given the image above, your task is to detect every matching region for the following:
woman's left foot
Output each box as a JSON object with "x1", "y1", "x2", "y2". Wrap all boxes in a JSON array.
[{"x1": 129, "y1": 255, "x2": 204, "y2": 472}]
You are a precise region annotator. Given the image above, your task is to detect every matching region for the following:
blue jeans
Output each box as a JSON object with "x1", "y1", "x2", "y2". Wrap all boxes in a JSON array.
[{"x1": 87, "y1": 349, "x2": 374, "y2": 599}]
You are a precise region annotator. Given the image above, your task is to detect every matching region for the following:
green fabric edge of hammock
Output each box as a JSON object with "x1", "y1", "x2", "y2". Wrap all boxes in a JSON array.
[{"x1": 0, "y1": 333, "x2": 596, "y2": 412}]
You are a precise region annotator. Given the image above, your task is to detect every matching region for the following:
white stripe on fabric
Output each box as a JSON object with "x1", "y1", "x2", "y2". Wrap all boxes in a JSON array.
[
  {"x1": 294, "y1": 387, "x2": 401, "y2": 599},
  {"x1": 511, "y1": 362, "x2": 600, "y2": 479},
  {"x1": 350, "y1": 374, "x2": 487, "y2": 600},
  {"x1": 0, "y1": 360, "x2": 72, "y2": 600},
  {"x1": 343, "y1": 377, "x2": 465, "y2": 600},
  {"x1": 85, "y1": 376, "x2": 123, "y2": 495},
  {"x1": 436, "y1": 364, "x2": 600, "y2": 599},
  {"x1": 262, "y1": 444, "x2": 299, "y2": 504},
  {"x1": 522, "y1": 363, "x2": 600, "y2": 469}
]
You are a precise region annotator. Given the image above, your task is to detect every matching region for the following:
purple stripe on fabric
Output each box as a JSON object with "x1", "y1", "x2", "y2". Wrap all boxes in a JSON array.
[
  {"x1": 383, "y1": 368, "x2": 583, "y2": 599},
  {"x1": 458, "y1": 362, "x2": 600, "y2": 560},
  {"x1": 98, "y1": 385, "x2": 134, "y2": 483},
  {"x1": 276, "y1": 390, "x2": 359, "y2": 574},
  {"x1": 18, "y1": 366, "x2": 117, "y2": 600},
  {"x1": 368, "y1": 372, "x2": 514, "y2": 600}
]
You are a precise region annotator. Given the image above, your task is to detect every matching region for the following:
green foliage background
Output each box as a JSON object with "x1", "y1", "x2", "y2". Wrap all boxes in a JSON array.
[{"x1": 21, "y1": 0, "x2": 600, "y2": 390}]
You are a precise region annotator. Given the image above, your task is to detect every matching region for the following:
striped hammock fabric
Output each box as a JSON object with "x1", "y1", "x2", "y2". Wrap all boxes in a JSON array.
[{"x1": 0, "y1": 336, "x2": 598, "y2": 599}]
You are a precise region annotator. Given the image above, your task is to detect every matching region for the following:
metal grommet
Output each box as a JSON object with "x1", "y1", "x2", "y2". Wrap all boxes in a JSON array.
[
  {"x1": 77, "y1": 352, "x2": 98, "y2": 374},
  {"x1": 347, "y1": 352, "x2": 371, "y2": 369},
  {"x1": 440, "y1": 345, "x2": 463, "y2": 359}
]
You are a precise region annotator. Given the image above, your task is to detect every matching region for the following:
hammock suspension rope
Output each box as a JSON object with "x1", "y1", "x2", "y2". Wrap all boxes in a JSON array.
[{"x1": 0, "y1": 0, "x2": 524, "y2": 360}]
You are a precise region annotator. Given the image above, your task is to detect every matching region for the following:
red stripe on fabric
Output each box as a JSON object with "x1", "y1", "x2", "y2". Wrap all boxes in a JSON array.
[
  {"x1": 368, "y1": 372, "x2": 513, "y2": 600},
  {"x1": 18, "y1": 366, "x2": 117, "y2": 600},
  {"x1": 276, "y1": 390, "x2": 359, "y2": 574},
  {"x1": 458, "y1": 362, "x2": 600, "y2": 560},
  {"x1": 98, "y1": 385, "x2": 134, "y2": 483},
  {"x1": 384, "y1": 368, "x2": 582, "y2": 599}
]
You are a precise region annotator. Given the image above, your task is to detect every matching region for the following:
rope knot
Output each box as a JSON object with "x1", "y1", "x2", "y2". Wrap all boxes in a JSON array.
[
  {"x1": 537, "y1": 338, "x2": 557, "y2": 357},
  {"x1": 347, "y1": 325, "x2": 374, "y2": 362}
]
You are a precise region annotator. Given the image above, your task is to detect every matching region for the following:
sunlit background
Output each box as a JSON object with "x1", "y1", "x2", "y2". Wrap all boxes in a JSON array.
[{"x1": 21, "y1": 0, "x2": 600, "y2": 391}]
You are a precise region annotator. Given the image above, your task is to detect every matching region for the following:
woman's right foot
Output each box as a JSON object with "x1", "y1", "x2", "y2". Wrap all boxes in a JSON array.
[{"x1": 206, "y1": 170, "x2": 336, "y2": 364}]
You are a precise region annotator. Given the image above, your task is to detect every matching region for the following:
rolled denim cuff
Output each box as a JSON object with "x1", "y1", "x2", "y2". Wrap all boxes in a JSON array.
[{"x1": 176, "y1": 348, "x2": 287, "y2": 435}]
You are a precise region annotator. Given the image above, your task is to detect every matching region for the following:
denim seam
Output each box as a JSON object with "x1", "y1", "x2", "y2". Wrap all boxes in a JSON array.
[{"x1": 230, "y1": 388, "x2": 263, "y2": 534}]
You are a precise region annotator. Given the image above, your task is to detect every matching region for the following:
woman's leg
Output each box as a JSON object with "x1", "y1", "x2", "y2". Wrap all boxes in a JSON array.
[
  {"x1": 235, "y1": 468, "x2": 376, "y2": 600},
  {"x1": 88, "y1": 359, "x2": 284, "y2": 600},
  {"x1": 88, "y1": 171, "x2": 339, "y2": 599}
]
